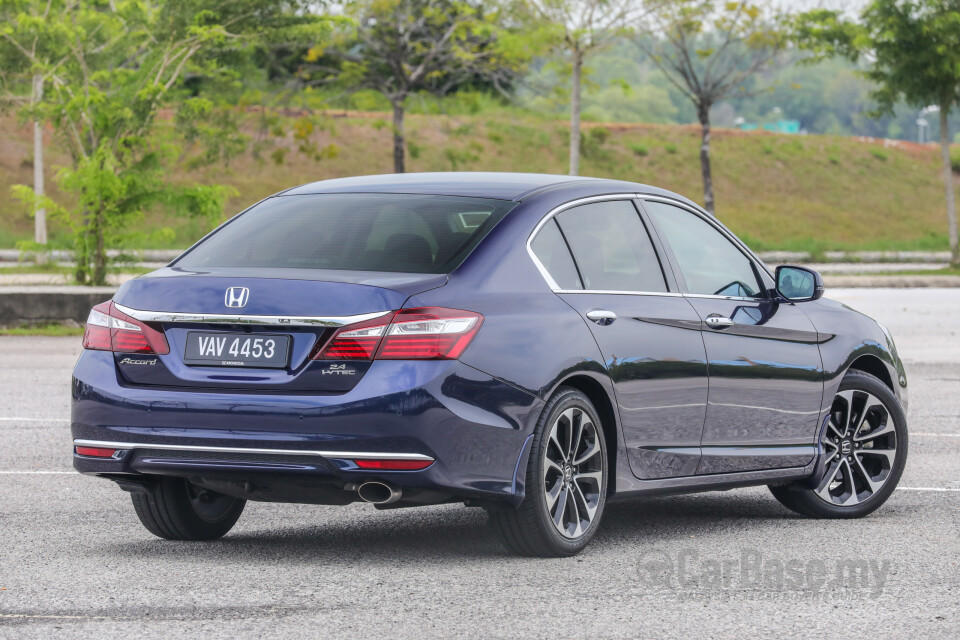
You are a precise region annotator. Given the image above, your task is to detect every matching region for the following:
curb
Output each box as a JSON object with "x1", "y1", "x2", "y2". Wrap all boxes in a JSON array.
[
  {"x1": 0, "y1": 286, "x2": 116, "y2": 328},
  {"x1": 824, "y1": 275, "x2": 960, "y2": 288}
]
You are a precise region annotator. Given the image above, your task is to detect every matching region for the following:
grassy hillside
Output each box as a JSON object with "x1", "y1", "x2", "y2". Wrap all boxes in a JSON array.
[{"x1": 0, "y1": 111, "x2": 952, "y2": 253}]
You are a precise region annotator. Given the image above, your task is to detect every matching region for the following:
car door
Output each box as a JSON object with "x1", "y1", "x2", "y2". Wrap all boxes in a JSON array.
[
  {"x1": 640, "y1": 199, "x2": 824, "y2": 475},
  {"x1": 529, "y1": 197, "x2": 709, "y2": 479}
]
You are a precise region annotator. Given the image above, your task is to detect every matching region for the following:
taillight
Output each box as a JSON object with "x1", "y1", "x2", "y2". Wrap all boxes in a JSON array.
[
  {"x1": 82, "y1": 301, "x2": 170, "y2": 355},
  {"x1": 378, "y1": 308, "x2": 482, "y2": 359},
  {"x1": 314, "y1": 307, "x2": 482, "y2": 361},
  {"x1": 316, "y1": 313, "x2": 396, "y2": 360}
]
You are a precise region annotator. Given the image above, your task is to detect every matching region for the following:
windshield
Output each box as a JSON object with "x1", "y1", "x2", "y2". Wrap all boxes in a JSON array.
[{"x1": 176, "y1": 193, "x2": 515, "y2": 274}]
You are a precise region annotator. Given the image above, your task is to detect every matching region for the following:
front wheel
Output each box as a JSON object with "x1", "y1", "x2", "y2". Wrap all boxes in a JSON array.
[
  {"x1": 131, "y1": 477, "x2": 246, "y2": 540},
  {"x1": 489, "y1": 387, "x2": 608, "y2": 557},
  {"x1": 770, "y1": 370, "x2": 908, "y2": 518}
]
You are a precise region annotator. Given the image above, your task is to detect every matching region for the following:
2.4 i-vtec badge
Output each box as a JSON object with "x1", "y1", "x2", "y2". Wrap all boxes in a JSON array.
[{"x1": 321, "y1": 364, "x2": 356, "y2": 376}]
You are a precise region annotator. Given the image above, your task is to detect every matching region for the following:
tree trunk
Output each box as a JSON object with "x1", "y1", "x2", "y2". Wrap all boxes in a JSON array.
[
  {"x1": 74, "y1": 207, "x2": 88, "y2": 285},
  {"x1": 698, "y1": 102, "x2": 715, "y2": 215},
  {"x1": 32, "y1": 74, "x2": 47, "y2": 264},
  {"x1": 569, "y1": 49, "x2": 583, "y2": 176},
  {"x1": 940, "y1": 108, "x2": 960, "y2": 267},
  {"x1": 92, "y1": 208, "x2": 107, "y2": 286},
  {"x1": 392, "y1": 101, "x2": 406, "y2": 174}
]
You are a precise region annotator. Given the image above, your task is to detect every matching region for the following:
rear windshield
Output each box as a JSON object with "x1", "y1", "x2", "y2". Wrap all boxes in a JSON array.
[{"x1": 176, "y1": 193, "x2": 515, "y2": 274}]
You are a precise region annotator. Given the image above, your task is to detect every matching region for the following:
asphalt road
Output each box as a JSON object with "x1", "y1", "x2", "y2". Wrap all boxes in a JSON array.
[{"x1": 1, "y1": 288, "x2": 958, "y2": 639}]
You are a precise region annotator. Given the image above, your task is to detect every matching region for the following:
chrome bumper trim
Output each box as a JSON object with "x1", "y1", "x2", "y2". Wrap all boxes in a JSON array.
[{"x1": 73, "y1": 439, "x2": 434, "y2": 461}]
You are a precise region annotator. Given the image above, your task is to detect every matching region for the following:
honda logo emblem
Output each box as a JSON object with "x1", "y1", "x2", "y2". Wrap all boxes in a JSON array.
[{"x1": 224, "y1": 287, "x2": 250, "y2": 308}]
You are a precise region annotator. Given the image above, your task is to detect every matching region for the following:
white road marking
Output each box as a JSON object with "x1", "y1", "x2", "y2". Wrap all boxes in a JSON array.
[
  {"x1": 0, "y1": 613, "x2": 114, "y2": 620},
  {"x1": 896, "y1": 487, "x2": 960, "y2": 492},
  {"x1": 0, "y1": 471, "x2": 72, "y2": 474},
  {"x1": 0, "y1": 417, "x2": 69, "y2": 422},
  {"x1": 911, "y1": 432, "x2": 960, "y2": 437}
]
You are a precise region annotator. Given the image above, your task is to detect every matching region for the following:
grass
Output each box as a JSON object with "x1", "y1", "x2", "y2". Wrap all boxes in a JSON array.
[
  {"x1": 1, "y1": 112, "x2": 957, "y2": 253},
  {"x1": 0, "y1": 263, "x2": 152, "y2": 277},
  {"x1": 0, "y1": 324, "x2": 84, "y2": 336}
]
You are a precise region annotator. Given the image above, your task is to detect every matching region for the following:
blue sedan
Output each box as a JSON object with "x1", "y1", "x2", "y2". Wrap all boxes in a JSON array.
[{"x1": 72, "y1": 173, "x2": 908, "y2": 556}]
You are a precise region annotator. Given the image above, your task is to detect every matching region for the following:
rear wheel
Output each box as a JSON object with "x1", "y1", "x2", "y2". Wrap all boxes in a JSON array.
[
  {"x1": 770, "y1": 370, "x2": 907, "y2": 518},
  {"x1": 489, "y1": 387, "x2": 608, "y2": 557},
  {"x1": 131, "y1": 477, "x2": 245, "y2": 540}
]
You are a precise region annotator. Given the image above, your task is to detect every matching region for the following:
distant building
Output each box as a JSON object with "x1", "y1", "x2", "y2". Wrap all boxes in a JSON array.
[{"x1": 735, "y1": 119, "x2": 802, "y2": 134}]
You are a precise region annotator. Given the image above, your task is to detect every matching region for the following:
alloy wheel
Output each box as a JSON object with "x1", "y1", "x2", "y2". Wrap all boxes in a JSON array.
[
  {"x1": 816, "y1": 389, "x2": 898, "y2": 506},
  {"x1": 543, "y1": 406, "x2": 604, "y2": 538}
]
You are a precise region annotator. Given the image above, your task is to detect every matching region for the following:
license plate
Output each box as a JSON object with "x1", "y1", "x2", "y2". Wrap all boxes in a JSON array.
[{"x1": 183, "y1": 332, "x2": 291, "y2": 368}]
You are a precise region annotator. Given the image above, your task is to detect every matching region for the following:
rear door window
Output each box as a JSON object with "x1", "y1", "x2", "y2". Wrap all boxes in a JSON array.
[
  {"x1": 555, "y1": 200, "x2": 668, "y2": 293},
  {"x1": 176, "y1": 194, "x2": 514, "y2": 274}
]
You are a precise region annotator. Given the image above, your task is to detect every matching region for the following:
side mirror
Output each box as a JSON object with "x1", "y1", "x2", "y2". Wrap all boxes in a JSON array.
[{"x1": 775, "y1": 265, "x2": 824, "y2": 302}]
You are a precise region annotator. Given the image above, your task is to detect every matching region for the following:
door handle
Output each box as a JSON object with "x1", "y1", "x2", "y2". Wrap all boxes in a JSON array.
[
  {"x1": 586, "y1": 310, "x2": 617, "y2": 326},
  {"x1": 705, "y1": 315, "x2": 735, "y2": 329}
]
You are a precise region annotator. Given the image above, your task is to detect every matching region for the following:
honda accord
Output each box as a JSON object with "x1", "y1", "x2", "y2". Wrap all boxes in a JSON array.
[{"x1": 72, "y1": 172, "x2": 908, "y2": 557}]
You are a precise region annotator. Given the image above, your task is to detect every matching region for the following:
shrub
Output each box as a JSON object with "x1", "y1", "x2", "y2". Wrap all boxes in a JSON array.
[
  {"x1": 629, "y1": 143, "x2": 649, "y2": 157},
  {"x1": 580, "y1": 127, "x2": 611, "y2": 159},
  {"x1": 951, "y1": 147, "x2": 960, "y2": 173}
]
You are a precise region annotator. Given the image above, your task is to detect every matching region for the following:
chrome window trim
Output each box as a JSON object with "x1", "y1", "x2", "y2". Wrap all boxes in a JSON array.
[
  {"x1": 683, "y1": 293, "x2": 766, "y2": 302},
  {"x1": 555, "y1": 289, "x2": 684, "y2": 298},
  {"x1": 113, "y1": 302, "x2": 390, "y2": 328},
  {"x1": 526, "y1": 192, "x2": 773, "y2": 298},
  {"x1": 73, "y1": 439, "x2": 435, "y2": 461},
  {"x1": 525, "y1": 193, "x2": 675, "y2": 296}
]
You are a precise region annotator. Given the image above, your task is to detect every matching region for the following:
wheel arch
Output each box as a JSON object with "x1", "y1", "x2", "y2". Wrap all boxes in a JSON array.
[
  {"x1": 555, "y1": 373, "x2": 620, "y2": 496},
  {"x1": 846, "y1": 354, "x2": 895, "y2": 392}
]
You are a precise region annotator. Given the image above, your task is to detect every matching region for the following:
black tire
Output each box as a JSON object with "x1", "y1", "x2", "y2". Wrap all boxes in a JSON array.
[
  {"x1": 770, "y1": 370, "x2": 908, "y2": 519},
  {"x1": 131, "y1": 477, "x2": 245, "y2": 541},
  {"x1": 489, "y1": 387, "x2": 608, "y2": 557}
]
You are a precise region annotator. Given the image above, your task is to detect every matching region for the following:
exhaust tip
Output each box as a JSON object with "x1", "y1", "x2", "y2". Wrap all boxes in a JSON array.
[{"x1": 356, "y1": 481, "x2": 402, "y2": 505}]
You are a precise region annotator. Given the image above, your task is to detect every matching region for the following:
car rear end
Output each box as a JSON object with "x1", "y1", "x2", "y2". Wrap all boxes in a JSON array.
[{"x1": 71, "y1": 192, "x2": 537, "y2": 508}]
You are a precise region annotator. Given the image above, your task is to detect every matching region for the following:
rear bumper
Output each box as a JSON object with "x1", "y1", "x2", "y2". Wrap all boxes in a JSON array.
[{"x1": 72, "y1": 350, "x2": 543, "y2": 504}]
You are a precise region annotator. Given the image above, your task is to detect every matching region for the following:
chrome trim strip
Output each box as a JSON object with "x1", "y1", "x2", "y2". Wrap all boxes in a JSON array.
[
  {"x1": 555, "y1": 289, "x2": 684, "y2": 297},
  {"x1": 683, "y1": 293, "x2": 765, "y2": 302},
  {"x1": 113, "y1": 303, "x2": 390, "y2": 328},
  {"x1": 73, "y1": 439, "x2": 435, "y2": 461}
]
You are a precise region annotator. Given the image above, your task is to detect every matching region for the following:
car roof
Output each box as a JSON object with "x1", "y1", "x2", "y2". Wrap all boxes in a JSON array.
[{"x1": 280, "y1": 172, "x2": 699, "y2": 206}]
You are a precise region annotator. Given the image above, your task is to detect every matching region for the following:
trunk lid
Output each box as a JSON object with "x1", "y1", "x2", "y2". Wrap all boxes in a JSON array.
[{"x1": 111, "y1": 267, "x2": 446, "y2": 392}]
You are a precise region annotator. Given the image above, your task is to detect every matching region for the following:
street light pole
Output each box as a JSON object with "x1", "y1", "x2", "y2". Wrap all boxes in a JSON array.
[{"x1": 920, "y1": 105, "x2": 941, "y2": 144}]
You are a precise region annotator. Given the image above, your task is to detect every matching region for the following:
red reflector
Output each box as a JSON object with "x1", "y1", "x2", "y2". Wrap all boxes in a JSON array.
[
  {"x1": 75, "y1": 446, "x2": 117, "y2": 458},
  {"x1": 353, "y1": 459, "x2": 434, "y2": 471}
]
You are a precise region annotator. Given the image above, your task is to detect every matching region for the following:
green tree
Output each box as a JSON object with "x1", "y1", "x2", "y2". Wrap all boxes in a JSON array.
[
  {"x1": 524, "y1": 0, "x2": 637, "y2": 176},
  {"x1": 1, "y1": 1, "x2": 327, "y2": 285},
  {"x1": 795, "y1": 0, "x2": 960, "y2": 266},
  {"x1": 634, "y1": 0, "x2": 787, "y2": 215},
  {"x1": 0, "y1": 0, "x2": 74, "y2": 263},
  {"x1": 309, "y1": 0, "x2": 529, "y2": 174}
]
